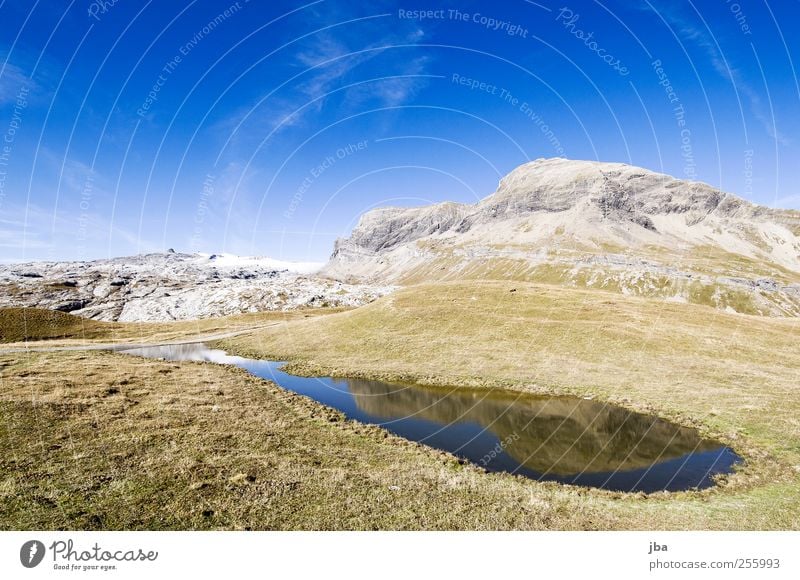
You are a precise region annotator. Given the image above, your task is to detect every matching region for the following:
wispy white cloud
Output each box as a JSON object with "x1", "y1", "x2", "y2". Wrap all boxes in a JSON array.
[
  {"x1": 643, "y1": 0, "x2": 789, "y2": 145},
  {"x1": 212, "y1": 17, "x2": 430, "y2": 147},
  {"x1": 0, "y1": 62, "x2": 32, "y2": 104},
  {"x1": 293, "y1": 26, "x2": 430, "y2": 111},
  {"x1": 343, "y1": 54, "x2": 430, "y2": 110}
]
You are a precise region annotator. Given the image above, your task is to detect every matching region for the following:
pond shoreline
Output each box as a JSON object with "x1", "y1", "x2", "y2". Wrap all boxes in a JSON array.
[
  {"x1": 212, "y1": 338, "x2": 785, "y2": 499},
  {"x1": 120, "y1": 342, "x2": 742, "y2": 494}
]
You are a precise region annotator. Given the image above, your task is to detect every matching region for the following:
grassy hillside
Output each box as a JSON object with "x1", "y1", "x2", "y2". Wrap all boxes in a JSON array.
[
  {"x1": 0, "y1": 308, "x2": 112, "y2": 343},
  {"x1": 0, "y1": 307, "x2": 341, "y2": 345},
  {"x1": 221, "y1": 281, "x2": 799, "y2": 460},
  {"x1": 3, "y1": 283, "x2": 798, "y2": 529},
  {"x1": 1, "y1": 348, "x2": 798, "y2": 530},
  {"x1": 0, "y1": 350, "x2": 607, "y2": 530},
  {"x1": 217, "y1": 280, "x2": 800, "y2": 528},
  {"x1": 377, "y1": 242, "x2": 800, "y2": 316}
]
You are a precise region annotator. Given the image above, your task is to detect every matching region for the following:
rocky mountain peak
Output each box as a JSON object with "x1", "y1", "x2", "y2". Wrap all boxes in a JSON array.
[
  {"x1": 332, "y1": 158, "x2": 755, "y2": 258},
  {"x1": 480, "y1": 157, "x2": 750, "y2": 225},
  {"x1": 323, "y1": 158, "x2": 800, "y2": 316}
]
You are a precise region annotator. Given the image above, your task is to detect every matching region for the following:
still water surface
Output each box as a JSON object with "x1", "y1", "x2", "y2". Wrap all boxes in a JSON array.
[{"x1": 120, "y1": 343, "x2": 740, "y2": 493}]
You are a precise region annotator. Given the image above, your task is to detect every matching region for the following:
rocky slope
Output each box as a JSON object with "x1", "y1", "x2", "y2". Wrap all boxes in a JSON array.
[
  {"x1": 0, "y1": 252, "x2": 392, "y2": 322},
  {"x1": 323, "y1": 158, "x2": 800, "y2": 316}
]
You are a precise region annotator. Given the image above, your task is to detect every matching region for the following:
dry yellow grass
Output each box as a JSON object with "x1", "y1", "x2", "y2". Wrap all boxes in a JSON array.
[
  {"x1": 1, "y1": 347, "x2": 797, "y2": 530},
  {"x1": 0, "y1": 308, "x2": 110, "y2": 343},
  {"x1": 0, "y1": 350, "x2": 627, "y2": 530},
  {"x1": 218, "y1": 280, "x2": 800, "y2": 529},
  {"x1": 0, "y1": 307, "x2": 343, "y2": 347},
  {"x1": 385, "y1": 241, "x2": 800, "y2": 314},
  {"x1": 2, "y1": 282, "x2": 799, "y2": 529}
]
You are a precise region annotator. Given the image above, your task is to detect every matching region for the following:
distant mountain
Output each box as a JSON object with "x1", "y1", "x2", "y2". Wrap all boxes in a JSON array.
[
  {"x1": 323, "y1": 158, "x2": 800, "y2": 316},
  {"x1": 0, "y1": 252, "x2": 390, "y2": 322}
]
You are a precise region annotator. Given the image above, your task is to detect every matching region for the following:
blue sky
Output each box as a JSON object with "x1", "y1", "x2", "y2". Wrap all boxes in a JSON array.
[{"x1": 1, "y1": 0, "x2": 798, "y2": 262}]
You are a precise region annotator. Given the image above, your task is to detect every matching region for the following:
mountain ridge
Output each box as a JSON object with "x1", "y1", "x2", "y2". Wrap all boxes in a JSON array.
[{"x1": 323, "y1": 158, "x2": 800, "y2": 316}]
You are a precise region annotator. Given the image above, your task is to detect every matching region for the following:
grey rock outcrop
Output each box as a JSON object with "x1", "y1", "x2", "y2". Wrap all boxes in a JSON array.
[{"x1": 0, "y1": 252, "x2": 393, "y2": 322}]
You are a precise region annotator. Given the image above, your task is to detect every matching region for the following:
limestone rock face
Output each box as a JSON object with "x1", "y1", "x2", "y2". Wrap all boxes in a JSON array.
[
  {"x1": 323, "y1": 158, "x2": 800, "y2": 316},
  {"x1": 0, "y1": 253, "x2": 393, "y2": 322},
  {"x1": 489, "y1": 158, "x2": 726, "y2": 217},
  {"x1": 339, "y1": 202, "x2": 471, "y2": 253}
]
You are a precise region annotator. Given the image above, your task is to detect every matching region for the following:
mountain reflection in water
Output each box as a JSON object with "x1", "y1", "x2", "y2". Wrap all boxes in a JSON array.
[{"x1": 120, "y1": 343, "x2": 740, "y2": 492}]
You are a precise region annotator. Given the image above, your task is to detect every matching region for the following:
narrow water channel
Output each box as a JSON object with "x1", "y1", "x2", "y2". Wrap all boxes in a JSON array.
[{"x1": 120, "y1": 343, "x2": 740, "y2": 493}]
